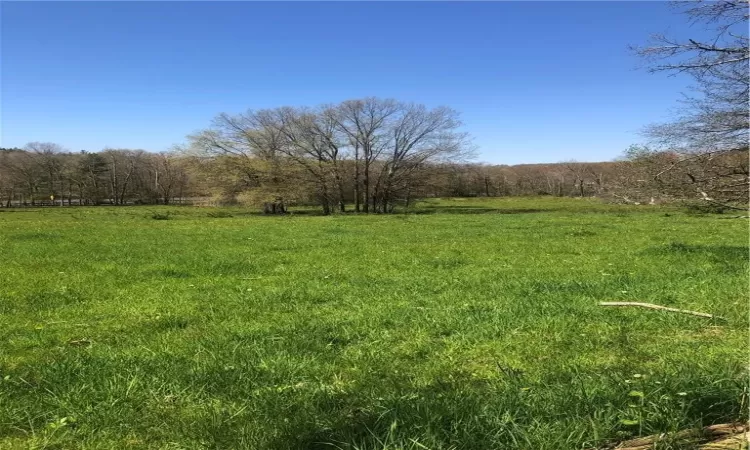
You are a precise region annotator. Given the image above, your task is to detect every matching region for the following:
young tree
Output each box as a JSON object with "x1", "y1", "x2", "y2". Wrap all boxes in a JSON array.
[{"x1": 152, "y1": 153, "x2": 188, "y2": 205}]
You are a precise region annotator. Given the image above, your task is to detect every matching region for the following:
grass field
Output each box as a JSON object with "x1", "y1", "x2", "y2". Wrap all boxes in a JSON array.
[{"x1": 0, "y1": 197, "x2": 747, "y2": 449}]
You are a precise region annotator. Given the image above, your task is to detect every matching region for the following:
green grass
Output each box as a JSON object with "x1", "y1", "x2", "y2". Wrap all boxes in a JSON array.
[{"x1": 0, "y1": 197, "x2": 747, "y2": 449}]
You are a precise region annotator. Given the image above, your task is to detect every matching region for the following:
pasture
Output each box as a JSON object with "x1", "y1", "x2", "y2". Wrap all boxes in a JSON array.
[{"x1": 0, "y1": 197, "x2": 747, "y2": 449}]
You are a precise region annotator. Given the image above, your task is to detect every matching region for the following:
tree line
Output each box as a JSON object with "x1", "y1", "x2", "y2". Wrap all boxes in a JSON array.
[
  {"x1": 1, "y1": 137, "x2": 743, "y2": 212},
  {"x1": 0, "y1": 143, "x2": 190, "y2": 207}
]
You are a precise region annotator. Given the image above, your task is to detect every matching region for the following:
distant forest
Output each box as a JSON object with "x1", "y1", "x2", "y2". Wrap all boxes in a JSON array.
[{"x1": 0, "y1": 140, "x2": 745, "y2": 214}]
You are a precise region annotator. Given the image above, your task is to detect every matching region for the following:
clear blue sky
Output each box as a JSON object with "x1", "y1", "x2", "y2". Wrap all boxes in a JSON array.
[{"x1": 2, "y1": 2, "x2": 704, "y2": 164}]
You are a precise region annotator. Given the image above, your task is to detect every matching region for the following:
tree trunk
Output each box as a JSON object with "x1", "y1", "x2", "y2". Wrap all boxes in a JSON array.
[
  {"x1": 354, "y1": 145, "x2": 361, "y2": 212},
  {"x1": 110, "y1": 159, "x2": 118, "y2": 205},
  {"x1": 363, "y1": 159, "x2": 370, "y2": 213},
  {"x1": 263, "y1": 201, "x2": 285, "y2": 214},
  {"x1": 333, "y1": 164, "x2": 346, "y2": 213},
  {"x1": 118, "y1": 163, "x2": 134, "y2": 205}
]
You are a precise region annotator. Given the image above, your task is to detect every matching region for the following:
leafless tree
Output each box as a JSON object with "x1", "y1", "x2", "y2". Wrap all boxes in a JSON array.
[
  {"x1": 374, "y1": 103, "x2": 474, "y2": 212},
  {"x1": 333, "y1": 98, "x2": 399, "y2": 212},
  {"x1": 101, "y1": 149, "x2": 145, "y2": 205},
  {"x1": 187, "y1": 109, "x2": 295, "y2": 207},
  {"x1": 152, "y1": 153, "x2": 188, "y2": 204},
  {"x1": 633, "y1": 0, "x2": 749, "y2": 206},
  {"x1": 280, "y1": 106, "x2": 349, "y2": 213},
  {"x1": 25, "y1": 142, "x2": 68, "y2": 204},
  {"x1": 189, "y1": 99, "x2": 473, "y2": 214}
]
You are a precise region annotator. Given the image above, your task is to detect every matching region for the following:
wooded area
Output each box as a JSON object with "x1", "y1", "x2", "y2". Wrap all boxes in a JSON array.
[{"x1": 0, "y1": 141, "x2": 745, "y2": 212}]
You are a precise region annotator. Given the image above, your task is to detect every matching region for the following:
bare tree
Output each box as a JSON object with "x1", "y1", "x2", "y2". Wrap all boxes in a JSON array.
[
  {"x1": 288, "y1": 106, "x2": 349, "y2": 213},
  {"x1": 187, "y1": 110, "x2": 291, "y2": 207},
  {"x1": 25, "y1": 142, "x2": 68, "y2": 204},
  {"x1": 0, "y1": 148, "x2": 26, "y2": 207},
  {"x1": 334, "y1": 98, "x2": 399, "y2": 212},
  {"x1": 375, "y1": 103, "x2": 473, "y2": 212},
  {"x1": 633, "y1": 0, "x2": 749, "y2": 206},
  {"x1": 189, "y1": 107, "x2": 342, "y2": 213},
  {"x1": 101, "y1": 149, "x2": 143, "y2": 205},
  {"x1": 189, "y1": 99, "x2": 473, "y2": 214},
  {"x1": 75, "y1": 151, "x2": 109, "y2": 205},
  {"x1": 152, "y1": 153, "x2": 188, "y2": 204},
  {"x1": 6, "y1": 150, "x2": 41, "y2": 205},
  {"x1": 564, "y1": 162, "x2": 597, "y2": 197}
]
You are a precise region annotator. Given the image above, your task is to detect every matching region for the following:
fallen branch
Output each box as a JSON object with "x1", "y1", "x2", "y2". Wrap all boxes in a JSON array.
[
  {"x1": 699, "y1": 431, "x2": 749, "y2": 449},
  {"x1": 593, "y1": 422, "x2": 748, "y2": 450},
  {"x1": 700, "y1": 432, "x2": 750, "y2": 450},
  {"x1": 610, "y1": 193, "x2": 638, "y2": 204},
  {"x1": 599, "y1": 302, "x2": 726, "y2": 321}
]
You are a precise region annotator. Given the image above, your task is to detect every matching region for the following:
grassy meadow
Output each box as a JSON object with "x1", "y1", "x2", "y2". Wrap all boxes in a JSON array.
[{"x1": 0, "y1": 197, "x2": 747, "y2": 449}]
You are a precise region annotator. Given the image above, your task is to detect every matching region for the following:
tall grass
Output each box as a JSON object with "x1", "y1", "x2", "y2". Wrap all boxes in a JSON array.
[{"x1": 0, "y1": 197, "x2": 747, "y2": 449}]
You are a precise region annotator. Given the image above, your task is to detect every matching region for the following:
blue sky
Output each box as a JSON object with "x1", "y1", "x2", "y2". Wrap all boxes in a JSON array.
[{"x1": 2, "y1": 2, "x2": 704, "y2": 164}]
